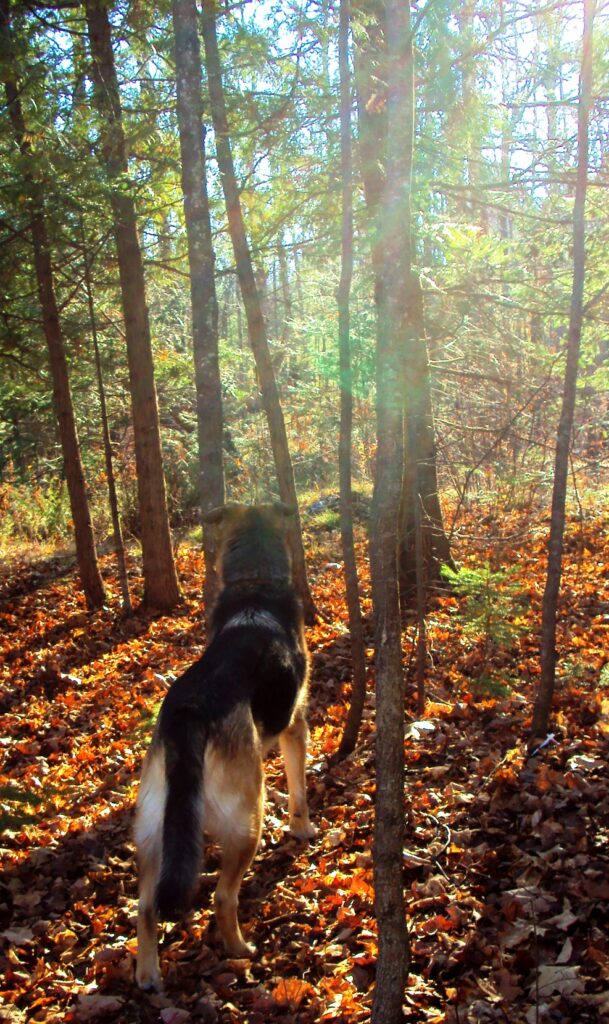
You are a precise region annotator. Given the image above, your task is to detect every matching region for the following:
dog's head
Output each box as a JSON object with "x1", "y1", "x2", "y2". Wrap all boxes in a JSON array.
[{"x1": 203, "y1": 503, "x2": 295, "y2": 585}]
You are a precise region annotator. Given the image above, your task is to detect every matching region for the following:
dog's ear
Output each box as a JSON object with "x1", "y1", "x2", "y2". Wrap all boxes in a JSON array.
[
  {"x1": 203, "y1": 505, "x2": 227, "y2": 524},
  {"x1": 273, "y1": 502, "x2": 296, "y2": 518}
]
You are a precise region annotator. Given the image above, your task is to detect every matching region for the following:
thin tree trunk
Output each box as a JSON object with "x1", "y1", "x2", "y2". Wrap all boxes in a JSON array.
[
  {"x1": 172, "y1": 0, "x2": 225, "y2": 622},
  {"x1": 336, "y1": 0, "x2": 367, "y2": 760},
  {"x1": 85, "y1": 0, "x2": 180, "y2": 611},
  {"x1": 80, "y1": 220, "x2": 132, "y2": 614},
  {"x1": 371, "y1": 2, "x2": 413, "y2": 1018},
  {"x1": 398, "y1": 277, "x2": 455, "y2": 603},
  {"x1": 353, "y1": 2, "x2": 385, "y2": 227},
  {"x1": 236, "y1": 281, "x2": 244, "y2": 351},
  {"x1": 277, "y1": 232, "x2": 292, "y2": 347},
  {"x1": 530, "y1": 0, "x2": 596, "y2": 747},
  {"x1": 408, "y1": 417, "x2": 426, "y2": 716},
  {"x1": 1, "y1": 0, "x2": 105, "y2": 611},
  {"x1": 200, "y1": 0, "x2": 316, "y2": 623},
  {"x1": 294, "y1": 246, "x2": 305, "y2": 320}
]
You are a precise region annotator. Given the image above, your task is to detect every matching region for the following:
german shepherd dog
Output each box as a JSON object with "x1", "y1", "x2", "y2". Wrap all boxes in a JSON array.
[{"x1": 134, "y1": 503, "x2": 315, "y2": 992}]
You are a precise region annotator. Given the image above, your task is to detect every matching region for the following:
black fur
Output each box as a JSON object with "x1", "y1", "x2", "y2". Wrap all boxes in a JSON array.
[
  {"x1": 152, "y1": 510, "x2": 307, "y2": 920},
  {"x1": 155, "y1": 713, "x2": 207, "y2": 920}
]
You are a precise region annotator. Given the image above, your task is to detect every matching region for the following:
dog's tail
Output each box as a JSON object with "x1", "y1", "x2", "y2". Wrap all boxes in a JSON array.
[{"x1": 155, "y1": 712, "x2": 208, "y2": 921}]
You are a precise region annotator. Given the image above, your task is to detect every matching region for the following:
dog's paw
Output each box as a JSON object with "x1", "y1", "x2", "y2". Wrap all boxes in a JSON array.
[
  {"x1": 136, "y1": 965, "x2": 163, "y2": 993},
  {"x1": 289, "y1": 816, "x2": 317, "y2": 841},
  {"x1": 224, "y1": 937, "x2": 256, "y2": 959}
]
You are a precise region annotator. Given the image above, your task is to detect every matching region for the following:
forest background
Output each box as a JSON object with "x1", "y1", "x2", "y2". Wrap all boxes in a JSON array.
[
  {"x1": 1, "y1": 0, "x2": 609, "y2": 1022},
  {"x1": 3, "y1": 0, "x2": 608, "y2": 557}
]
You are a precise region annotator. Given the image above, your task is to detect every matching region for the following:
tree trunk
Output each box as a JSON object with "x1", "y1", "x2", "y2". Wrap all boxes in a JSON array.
[
  {"x1": 353, "y1": 1, "x2": 385, "y2": 227},
  {"x1": 530, "y1": 0, "x2": 596, "y2": 747},
  {"x1": 371, "y1": 2, "x2": 413, "y2": 1018},
  {"x1": 1, "y1": 0, "x2": 106, "y2": 611},
  {"x1": 336, "y1": 0, "x2": 367, "y2": 760},
  {"x1": 353, "y1": 1, "x2": 452, "y2": 605},
  {"x1": 407, "y1": 415, "x2": 427, "y2": 717},
  {"x1": 277, "y1": 232, "x2": 292, "y2": 347},
  {"x1": 85, "y1": 0, "x2": 180, "y2": 611},
  {"x1": 81, "y1": 220, "x2": 132, "y2": 614},
  {"x1": 172, "y1": 0, "x2": 225, "y2": 622},
  {"x1": 200, "y1": 0, "x2": 316, "y2": 623},
  {"x1": 398, "y1": 277, "x2": 456, "y2": 603}
]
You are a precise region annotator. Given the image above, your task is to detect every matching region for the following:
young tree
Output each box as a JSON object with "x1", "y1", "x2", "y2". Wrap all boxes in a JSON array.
[
  {"x1": 200, "y1": 0, "x2": 316, "y2": 624},
  {"x1": 1, "y1": 0, "x2": 106, "y2": 611},
  {"x1": 80, "y1": 220, "x2": 132, "y2": 614},
  {"x1": 85, "y1": 0, "x2": 181, "y2": 611},
  {"x1": 370, "y1": 1, "x2": 413, "y2": 1018},
  {"x1": 530, "y1": 0, "x2": 596, "y2": 747},
  {"x1": 171, "y1": 0, "x2": 225, "y2": 619},
  {"x1": 336, "y1": 0, "x2": 367, "y2": 759}
]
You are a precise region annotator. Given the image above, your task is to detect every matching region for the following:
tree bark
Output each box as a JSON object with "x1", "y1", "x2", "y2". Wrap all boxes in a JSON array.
[
  {"x1": 200, "y1": 0, "x2": 316, "y2": 623},
  {"x1": 398, "y1": 277, "x2": 456, "y2": 603},
  {"x1": 371, "y1": 2, "x2": 413, "y2": 1018},
  {"x1": 353, "y1": 1, "x2": 452, "y2": 605},
  {"x1": 530, "y1": 0, "x2": 596, "y2": 747},
  {"x1": 1, "y1": 0, "x2": 106, "y2": 611},
  {"x1": 277, "y1": 232, "x2": 292, "y2": 351},
  {"x1": 172, "y1": 0, "x2": 225, "y2": 622},
  {"x1": 336, "y1": 0, "x2": 367, "y2": 760},
  {"x1": 85, "y1": 0, "x2": 180, "y2": 611},
  {"x1": 80, "y1": 219, "x2": 132, "y2": 614}
]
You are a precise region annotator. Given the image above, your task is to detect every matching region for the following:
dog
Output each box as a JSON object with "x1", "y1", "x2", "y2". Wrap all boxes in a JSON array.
[{"x1": 134, "y1": 502, "x2": 315, "y2": 992}]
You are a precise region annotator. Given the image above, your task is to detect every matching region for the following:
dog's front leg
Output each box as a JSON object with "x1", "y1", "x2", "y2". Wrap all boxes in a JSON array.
[{"x1": 280, "y1": 713, "x2": 316, "y2": 839}]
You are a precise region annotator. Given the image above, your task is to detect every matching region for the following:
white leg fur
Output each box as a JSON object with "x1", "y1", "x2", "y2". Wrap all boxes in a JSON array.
[
  {"x1": 279, "y1": 714, "x2": 316, "y2": 839},
  {"x1": 135, "y1": 747, "x2": 166, "y2": 991}
]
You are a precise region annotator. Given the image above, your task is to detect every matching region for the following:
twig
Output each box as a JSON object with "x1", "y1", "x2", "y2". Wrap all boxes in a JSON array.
[{"x1": 426, "y1": 813, "x2": 452, "y2": 860}]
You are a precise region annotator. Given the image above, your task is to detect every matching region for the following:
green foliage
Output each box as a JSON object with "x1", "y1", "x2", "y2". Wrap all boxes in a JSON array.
[
  {"x1": 442, "y1": 562, "x2": 526, "y2": 647},
  {"x1": 0, "y1": 782, "x2": 44, "y2": 831},
  {"x1": 0, "y1": 469, "x2": 72, "y2": 548},
  {"x1": 467, "y1": 670, "x2": 513, "y2": 699},
  {"x1": 308, "y1": 507, "x2": 340, "y2": 532},
  {"x1": 1, "y1": 0, "x2": 607, "y2": 556},
  {"x1": 442, "y1": 562, "x2": 527, "y2": 695}
]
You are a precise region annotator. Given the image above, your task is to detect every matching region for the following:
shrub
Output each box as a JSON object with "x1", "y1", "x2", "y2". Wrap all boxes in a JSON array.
[{"x1": 442, "y1": 562, "x2": 527, "y2": 694}]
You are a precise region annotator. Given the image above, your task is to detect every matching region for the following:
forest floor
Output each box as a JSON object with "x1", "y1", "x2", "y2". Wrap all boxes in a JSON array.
[{"x1": 1, "y1": 497, "x2": 609, "y2": 1024}]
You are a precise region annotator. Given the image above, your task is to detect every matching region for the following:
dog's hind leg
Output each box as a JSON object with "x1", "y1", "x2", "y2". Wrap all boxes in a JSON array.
[
  {"x1": 136, "y1": 854, "x2": 162, "y2": 991},
  {"x1": 212, "y1": 758, "x2": 264, "y2": 958},
  {"x1": 280, "y1": 711, "x2": 316, "y2": 839},
  {"x1": 134, "y1": 747, "x2": 165, "y2": 992}
]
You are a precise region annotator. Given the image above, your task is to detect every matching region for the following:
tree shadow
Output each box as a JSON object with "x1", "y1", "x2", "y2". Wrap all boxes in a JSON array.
[
  {"x1": 0, "y1": 602, "x2": 356, "y2": 1021},
  {"x1": 1, "y1": 765, "x2": 327, "y2": 1021},
  {"x1": 0, "y1": 552, "x2": 77, "y2": 604}
]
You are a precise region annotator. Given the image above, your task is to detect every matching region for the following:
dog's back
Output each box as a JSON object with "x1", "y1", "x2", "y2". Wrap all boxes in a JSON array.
[
  {"x1": 135, "y1": 504, "x2": 314, "y2": 991},
  {"x1": 161, "y1": 578, "x2": 308, "y2": 746}
]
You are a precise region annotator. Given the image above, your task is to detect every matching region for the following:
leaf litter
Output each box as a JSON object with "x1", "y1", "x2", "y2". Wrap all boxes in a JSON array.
[{"x1": 0, "y1": 503, "x2": 609, "y2": 1021}]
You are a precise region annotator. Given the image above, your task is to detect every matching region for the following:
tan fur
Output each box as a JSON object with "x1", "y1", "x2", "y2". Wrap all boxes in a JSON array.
[
  {"x1": 136, "y1": 707, "x2": 313, "y2": 985},
  {"x1": 135, "y1": 505, "x2": 314, "y2": 992},
  {"x1": 135, "y1": 745, "x2": 165, "y2": 990}
]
